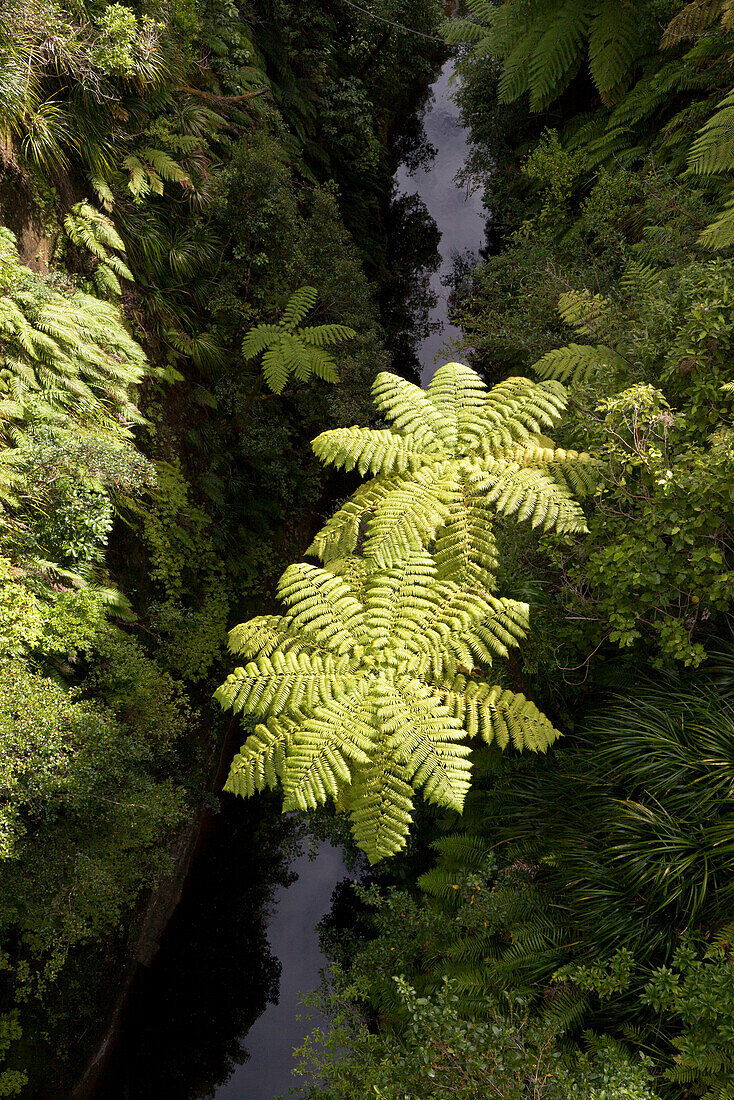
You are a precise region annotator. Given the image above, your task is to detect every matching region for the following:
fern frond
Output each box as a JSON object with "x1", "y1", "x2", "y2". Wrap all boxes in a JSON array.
[
  {"x1": 241, "y1": 324, "x2": 282, "y2": 360},
  {"x1": 281, "y1": 285, "x2": 318, "y2": 328},
  {"x1": 225, "y1": 716, "x2": 298, "y2": 796},
  {"x1": 440, "y1": 680, "x2": 562, "y2": 752},
  {"x1": 529, "y1": 0, "x2": 590, "y2": 110},
  {"x1": 661, "y1": 0, "x2": 722, "y2": 48},
  {"x1": 261, "y1": 343, "x2": 289, "y2": 394},
  {"x1": 434, "y1": 486, "x2": 499, "y2": 590},
  {"x1": 588, "y1": 0, "x2": 640, "y2": 102},
  {"x1": 373, "y1": 370, "x2": 450, "y2": 448},
  {"x1": 483, "y1": 463, "x2": 589, "y2": 533},
  {"x1": 298, "y1": 323, "x2": 356, "y2": 347},
  {"x1": 533, "y1": 343, "x2": 623, "y2": 385},
  {"x1": 345, "y1": 754, "x2": 416, "y2": 862},
  {"x1": 699, "y1": 187, "x2": 734, "y2": 248},
  {"x1": 362, "y1": 464, "x2": 455, "y2": 567},
  {"x1": 426, "y1": 361, "x2": 491, "y2": 451},
  {"x1": 313, "y1": 427, "x2": 438, "y2": 477},
  {"x1": 306, "y1": 478, "x2": 393, "y2": 563},
  {"x1": 557, "y1": 290, "x2": 612, "y2": 333},
  {"x1": 688, "y1": 89, "x2": 734, "y2": 175}
]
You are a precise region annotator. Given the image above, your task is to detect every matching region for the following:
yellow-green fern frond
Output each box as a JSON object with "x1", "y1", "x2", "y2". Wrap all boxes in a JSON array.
[
  {"x1": 217, "y1": 552, "x2": 558, "y2": 862},
  {"x1": 311, "y1": 363, "x2": 588, "y2": 584}
]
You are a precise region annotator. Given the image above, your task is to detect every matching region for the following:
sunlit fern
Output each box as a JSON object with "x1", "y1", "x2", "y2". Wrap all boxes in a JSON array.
[
  {"x1": 63, "y1": 202, "x2": 133, "y2": 298},
  {"x1": 0, "y1": 228, "x2": 149, "y2": 446},
  {"x1": 216, "y1": 552, "x2": 560, "y2": 863},
  {"x1": 309, "y1": 363, "x2": 593, "y2": 592}
]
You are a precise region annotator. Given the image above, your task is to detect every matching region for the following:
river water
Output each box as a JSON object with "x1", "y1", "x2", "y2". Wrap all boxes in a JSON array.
[
  {"x1": 94, "y1": 54, "x2": 485, "y2": 1100},
  {"x1": 397, "y1": 58, "x2": 485, "y2": 384}
]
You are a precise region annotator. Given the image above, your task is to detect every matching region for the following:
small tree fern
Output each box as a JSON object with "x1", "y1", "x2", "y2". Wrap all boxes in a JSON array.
[
  {"x1": 309, "y1": 363, "x2": 593, "y2": 591},
  {"x1": 242, "y1": 285, "x2": 356, "y2": 394},
  {"x1": 63, "y1": 201, "x2": 133, "y2": 299},
  {"x1": 216, "y1": 552, "x2": 560, "y2": 863}
]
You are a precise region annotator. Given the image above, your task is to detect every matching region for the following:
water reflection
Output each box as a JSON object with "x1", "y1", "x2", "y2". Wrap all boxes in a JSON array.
[
  {"x1": 95, "y1": 801, "x2": 298, "y2": 1100},
  {"x1": 393, "y1": 59, "x2": 486, "y2": 384},
  {"x1": 215, "y1": 842, "x2": 348, "y2": 1100}
]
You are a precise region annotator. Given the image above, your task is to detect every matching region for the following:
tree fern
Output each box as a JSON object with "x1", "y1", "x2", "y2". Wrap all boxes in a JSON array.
[
  {"x1": 588, "y1": 0, "x2": 640, "y2": 103},
  {"x1": 310, "y1": 363, "x2": 592, "y2": 591},
  {"x1": 446, "y1": 0, "x2": 643, "y2": 109},
  {"x1": 533, "y1": 343, "x2": 625, "y2": 385},
  {"x1": 242, "y1": 285, "x2": 356, "y2": 394},
  {"x1": 63, "y1": 201, "x2": 133, "y2": 299},
  {"x1": 217, "y1": 552, "x2": 560, "y2": 862},
  {"x1": 0, "y1": 228, "x2": 149, "y2": 446}
]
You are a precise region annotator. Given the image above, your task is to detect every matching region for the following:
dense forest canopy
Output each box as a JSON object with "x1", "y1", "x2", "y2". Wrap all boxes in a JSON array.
[{"x1": 0, "y1": 0, "x2": 733, "y2": 1096}]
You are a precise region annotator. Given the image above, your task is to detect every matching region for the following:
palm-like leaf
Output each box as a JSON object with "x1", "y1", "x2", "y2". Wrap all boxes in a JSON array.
[
  {"x1": 310, "y1": 364, "x2": 592, "y2": 591},
  {"x1": 241, "y1": 285, "x2": 356, "y2": 394},
  {"x1": 217, "y1": 552, "x2": 560, "y2": 862}
]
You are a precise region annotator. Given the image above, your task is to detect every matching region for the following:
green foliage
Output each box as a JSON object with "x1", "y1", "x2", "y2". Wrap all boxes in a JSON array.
[
  {"x1": 0, "y1": 1013, "x2": 25, "y2": 1096},
  {"x1": 242, "y1": 285, "x2": 356, "y2": 394},
  {"x1": 444, "y1": 0, "x2": 647, "y2": 109},
  {"x1": 62, "y1": 201, "x2": 133, "y2": 298},
  {"x1": 643, "y1": 937, "x2": 734, "y2": 1097},
  {"x1": 0, "y1": 227, "x2": 150, "y2": 446},
  {"x1": 310, "y1": 363, "x2": 592, "y2": 590},
  {"x1": 295, "y1": 892, "x2": 662, "y2": 1100},
  {"x1": 219, "y1": 550, "x2": 559, "y2": 862}
]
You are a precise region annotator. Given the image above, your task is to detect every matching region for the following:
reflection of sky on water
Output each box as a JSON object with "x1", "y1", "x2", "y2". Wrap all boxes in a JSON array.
[
  {"x1": 215, "y1": 842, "x2": 347, "y2": 1100},
  {"x1": 394, "y1": 58, "x2": 486, "y2": 385}
]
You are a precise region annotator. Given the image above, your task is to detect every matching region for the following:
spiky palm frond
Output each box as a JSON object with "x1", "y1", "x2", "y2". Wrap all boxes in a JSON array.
[
  {"x1": 241, "y1": 286, "x2": 356, "y2": 394},
  {"x1": 217, "y1": 552, "x2": 560, "y2": 863},
  {"x1": 310, "y1": 364, "x2": 590, "y2": 591}
]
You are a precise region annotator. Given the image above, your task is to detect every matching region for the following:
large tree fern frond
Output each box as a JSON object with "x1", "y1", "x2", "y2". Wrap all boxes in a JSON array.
[
  {"x1": 434, "y1": 490, "x2": 500, "y2": 590},
  {"x1": 345, "y1": 755, "x2": 416, "y2": 862},
  {"x1": 426, "y1": 361, "x2": 491, "y2": 451},
  {"x1": 362, "y1": 465, "x2": 456, "y2": 568},
  {"x1": 280, "y1": 285, "x2": 318, "y2": 328},
  {"x1": 588, "y1": 0, "x2": 640, "y2": 103},
  {"x1": 305, "y1": 478, "x2": 393, "y2": 564},
  {"x1": 312, "y1": 427, "x2": 439, "y2": 477},
  {"x1": 687, "y1": 89, "x2": 734, "y2": 176},
  {"x1": 225, "y1": 717, "x2": 298, "y2": 796},
  {"x1": 528, "y1": 0, "x2": 590, "y2": 110},
  {"x1": 441, "y1": 681, "x2": 562, "y2": 752},
  {"x1": 699, "y1": 188, "x2": 734, "y2": 249},
  {"x1": 372, "y1": 371, "x2": 452, "y2": 448}
]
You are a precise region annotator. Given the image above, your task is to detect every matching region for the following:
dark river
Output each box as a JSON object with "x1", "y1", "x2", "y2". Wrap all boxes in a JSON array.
[{"x1": 94, "y1": 54, "x2": 486, "y2": 1100}]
